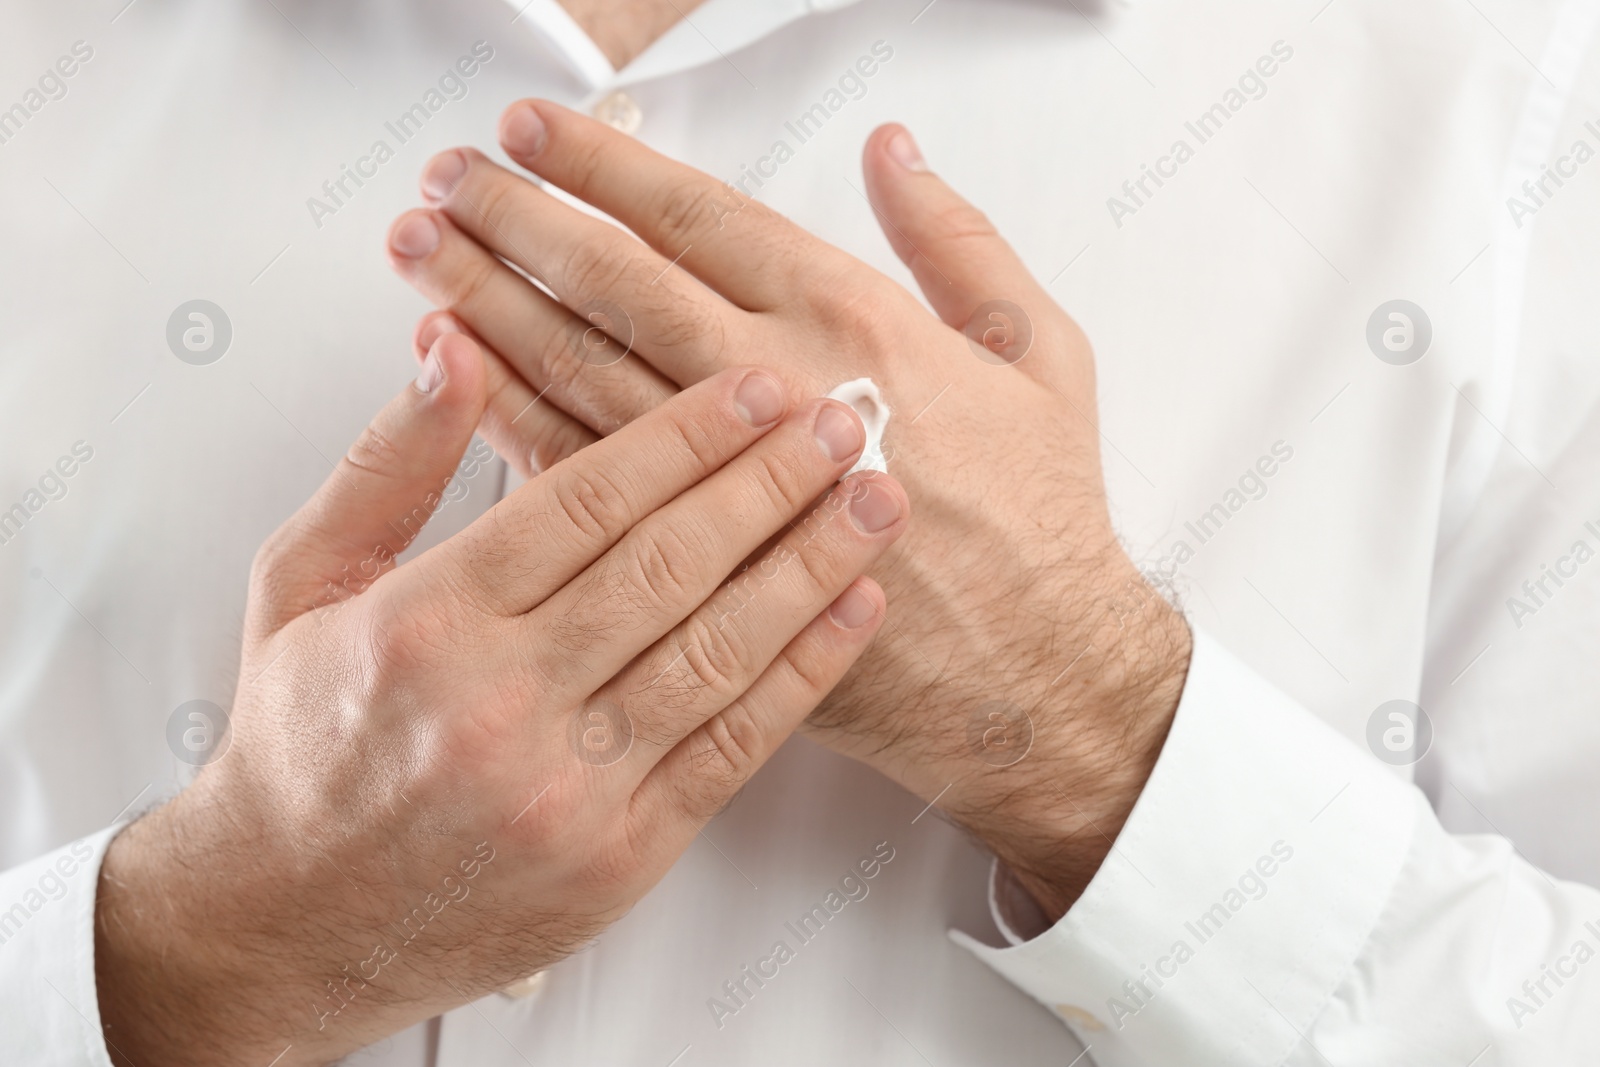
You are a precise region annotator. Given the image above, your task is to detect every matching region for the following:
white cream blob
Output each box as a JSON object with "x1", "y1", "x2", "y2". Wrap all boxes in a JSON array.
[{"x1": 826, "y1": 377, "x2": 891, "y2": 476}]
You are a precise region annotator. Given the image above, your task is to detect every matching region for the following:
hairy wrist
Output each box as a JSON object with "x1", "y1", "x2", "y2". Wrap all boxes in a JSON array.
[
  {"x1": 961, "y1": 563, "x2": 1192, "y2": 922},
  {"x1": 96, "y1": 798, "x2": 280, "y2": 1066},
  {"x1": 94, "y1": 787, "x2": 379, "y2": 1067}
]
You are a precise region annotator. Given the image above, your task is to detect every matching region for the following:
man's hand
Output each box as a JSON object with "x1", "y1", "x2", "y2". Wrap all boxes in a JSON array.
[
  {"x1": 386, "y1": 102, "x2": 1192, "y2": 920},
  {"x1": 93, "y1": 339, "x2": 907, "y2": 1065}
]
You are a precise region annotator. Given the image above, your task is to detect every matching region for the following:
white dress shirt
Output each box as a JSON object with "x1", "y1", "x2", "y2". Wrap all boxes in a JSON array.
[{"x1": 4, "y1": 0, "x2": 1600, "y2": 1063}]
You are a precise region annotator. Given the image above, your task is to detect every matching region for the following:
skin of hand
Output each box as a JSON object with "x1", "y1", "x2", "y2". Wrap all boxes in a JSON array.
[
  {"x1": 92, "y1": 336, "x2": 907, "y2": 1066},
  {"x1": 385, "y1": 101, "x2": 1194, "y2": 920}
]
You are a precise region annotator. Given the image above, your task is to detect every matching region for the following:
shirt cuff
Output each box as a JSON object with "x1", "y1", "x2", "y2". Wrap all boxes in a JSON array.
[
  {"x1": 951, "y1": 628, "x2": 1420, "y2": 1067},
  {"x1": 989, "y1": 858, "x2": 1049, "y2": 946},
  {"x1": 0, "y1": 827, "x2": 121, "y2": 1067}
]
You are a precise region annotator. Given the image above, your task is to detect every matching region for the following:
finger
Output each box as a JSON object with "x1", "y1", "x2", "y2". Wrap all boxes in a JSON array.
[
  {"x1": 632, "y1": 577, "x2": 886, "y2": 829},
  {"x1": 250, "y1": 332, "x2": 486, "y2": 633},
  {"x1": 862, "y1": 124, "x2": 1080, "y2": 382},
  {"x1": 439, "y1": 366, "x2": 791, "y2": 616},
  {"x1": 494, "y1": 99, "x2": 847, "y2": 313},
  {"x1": 593, "y1": 471, "x2": 907, "y2": 784},
  {"x1": 388, "y1": 208, "x2": 673, "y2": 435},
  {"x1": 523, "y1": 398, "x2": 870, "y2": 697},
  {"x1": 416, "y1": 149, "x2": 748, "y2": 386},
  {"x1": 412, "y1": 308, "x2": 482, "y2": 362},
  {"x1": 413, "y1": 312, "x2": 598, "y2": 477}
]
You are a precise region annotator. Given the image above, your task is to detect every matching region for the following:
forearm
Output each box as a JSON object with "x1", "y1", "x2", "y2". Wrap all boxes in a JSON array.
[{"x1": 962, "y1": 561, "x2": 1193, "y2": 920}]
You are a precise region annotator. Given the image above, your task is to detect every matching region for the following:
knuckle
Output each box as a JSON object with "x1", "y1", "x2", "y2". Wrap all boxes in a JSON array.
[
  {"x1": 677, "y1": 614, "x2": 748, "y2": 700},
  {"x1": 483, "y1": 363, "x2": 522, "y2": 412},
  {"x1": 475, "y1": 172, "x2": 525, "y2": 232},
  {"x1": 750, "y1": 447, "x2": 816, "y2": 517},
  {"x1": 463, "y1": 507, "x2": 543, "y2": 605},
  {"x1": 360, "y1": 595, "x2": 456, "y2": 677},
  {"x1": 250, "y1": 527, "x2": 292, "y2": 585},
  {"x1": 433, "y1": 553, "x2": 506, "y2": 619},
  {"x1": 563, "y1": 136, "x2": 613, "y2": 207},
  {"x1": 584, "y1": 836, "x2": 645, "y2": 901},
  {"x1": 707, "y1": 704, "x2": 762, "y2": 778},
  {"x1": 686, "y1": 709, "x2": 762, "y2": 803},
  {"x1": 560, "y1": 235, "x2": 631, "y2": 301},
  {"x1": 615, "y1": 808, "x2": 665, "y2": 883},
  {"x1": 246, "y1": 532, "x2": 308, "y2": 625},
  {"x1": 531, "y1": 323, "x2": 588, "y2": 398},
  {"x1": 657, "y1": 407, "x2": 728, "y2": 477},
  {"x1": 669, "y1": 777, "x2": 726, "y2": 824},
  {"x1": 450, "y1": 251, "x2": 502, "y2": 312},
  {"x1": 927, "y1": 199, "x2": 1000, "y2": 246},
  {"x1": 644, "y1": 290, "x2": 725, "y2": 355},
  {"x1": 773, "y1": 644, "x2": 834, "y2": 704},
  {"x1": 551, "y1": 467, "x2": 632, "y2": 543},
  {"x1": 344, "y1": 424, "x2": 405, "y2": 480},
  {"x1": 624, "y1": 523, "x2": 702, "y2": 611},
  {"x1": 811, "y1": 283, "x2": 903, "y2": 357},
  {"x1": 652, "y1": 178, "x2": 719, "y2": 251},
  {"x1": 533, "y1": 318, "x2": 589, "y2": 391},
  {"x1": 548, "y1": 578, "x2": 626, "y2": 652},
  {"x1": 783, "y1": 529, "x2": 836, "y2": 602}
]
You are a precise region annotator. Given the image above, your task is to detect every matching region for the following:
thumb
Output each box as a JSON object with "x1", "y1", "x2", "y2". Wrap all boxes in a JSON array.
[
  {"x1": 862, "y1": 124, "x2": 1078, "y2": 380},
  {"x1": 249, "y1": 332, "x2": 488, "y2": 634}
]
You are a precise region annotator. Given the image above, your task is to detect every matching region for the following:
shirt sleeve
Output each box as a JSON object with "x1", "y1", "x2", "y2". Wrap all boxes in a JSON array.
[
  {"x1": 0, "y1": 827, "x2": 121, "y2": 1067},
  {"x1": 951, "y1": 627, "x2": 1599, "y2": 1065}
]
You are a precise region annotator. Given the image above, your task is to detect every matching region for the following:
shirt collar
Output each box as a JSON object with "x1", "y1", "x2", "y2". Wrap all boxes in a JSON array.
[{"x1": 505, "y1": 0, "x2": 867, "y2": 92}]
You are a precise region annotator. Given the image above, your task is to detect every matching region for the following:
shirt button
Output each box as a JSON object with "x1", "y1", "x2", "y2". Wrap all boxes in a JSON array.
[
  {"x1": 501, "y1": 970, "x2": 549, "y2": 1000},
  {"x1": 592, "y1": 90, "x2": 642, "y2": 135}
]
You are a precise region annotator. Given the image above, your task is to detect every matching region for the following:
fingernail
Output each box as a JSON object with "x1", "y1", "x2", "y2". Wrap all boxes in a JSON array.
[
  {"x1": 421, "y1": 150, "x2": 468, "y2": 203},
  {"x1": 848, "y1": 479, "x2": 901, "y2": 533},
  {"x1": 417, "y1": 314, "x2": 461, "y2": 354},
  {"x1": 734, "y1": 371, "x2": 785, "y2": 427},
  {"x1": 391, "y1": 213, "x2": 440, "y2": 259},
  {"x1": 815, "y1": 403, "x2": 865, "y2": 463},
  {"x1": 501, "y1": 102, "x2": 548, "y2": 158},
  {"x1": 887, "y1": 129, "x2": 928, "y2": 173},
  {"x1": 415, "y1": 350, "x2": 445, "y2": 394},
  {"x1": 828, "y1": 584, "x2": 878, "y2": 629}
]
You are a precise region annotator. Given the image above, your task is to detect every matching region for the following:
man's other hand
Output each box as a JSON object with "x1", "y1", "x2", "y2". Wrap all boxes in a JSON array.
[
  {"x1": 93, "y1": 343, "x2": 905, "y2": 1065},
  {"x1": 388, "y1": 102, "x2": 1193, "y2": 921}
]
